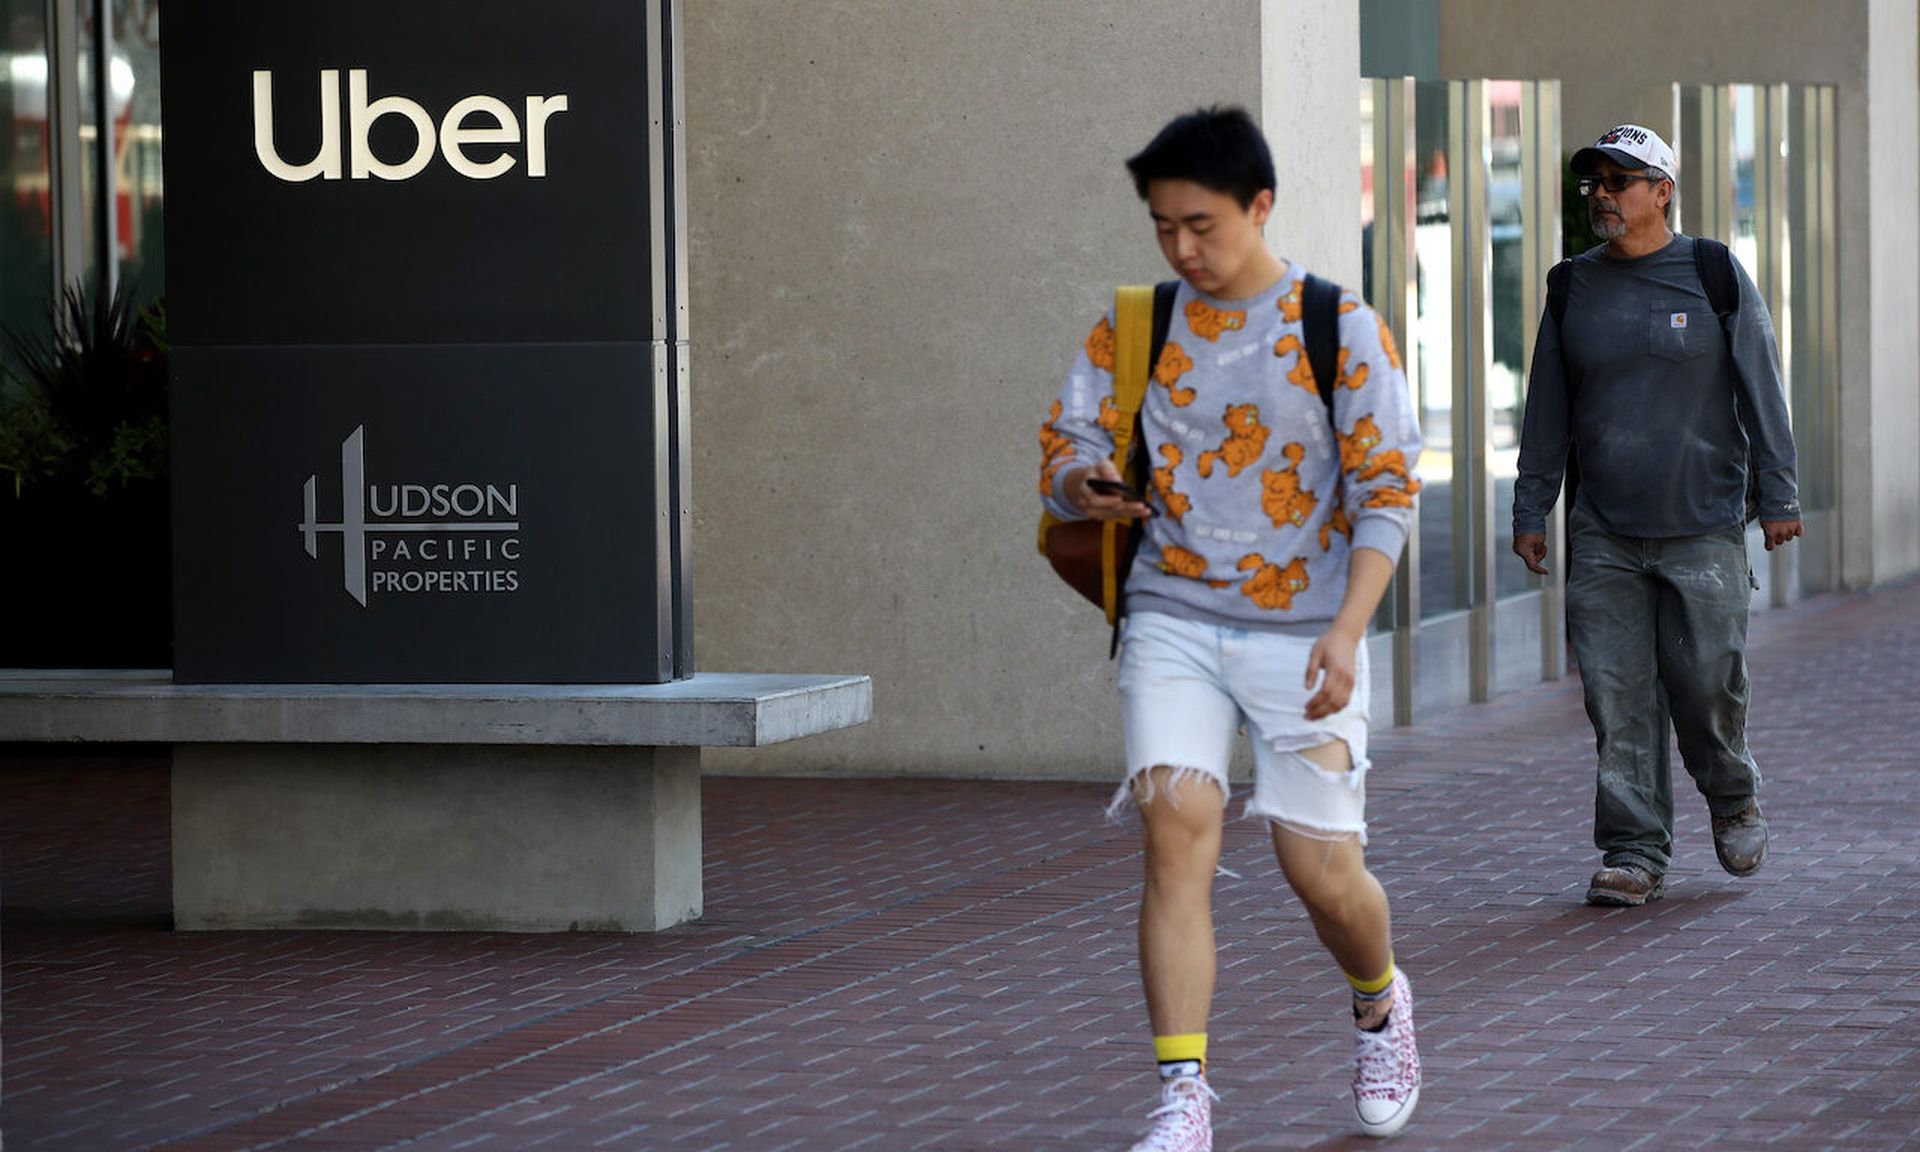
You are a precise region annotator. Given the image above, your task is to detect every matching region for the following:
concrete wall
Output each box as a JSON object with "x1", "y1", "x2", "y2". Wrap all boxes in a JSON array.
[
  {"x1": 1263, "y1": 2, "x2": 1365, "y2": 288},
  {"x1": 1436, "y1": 0, "x2": 1861, "y2": 86},
  {"x1": 684, "y1": 2, "x2": 1356, "y2": 776},
  {"x1": 1866, "y1": 0, "x2": 1920, "y2": 581}
]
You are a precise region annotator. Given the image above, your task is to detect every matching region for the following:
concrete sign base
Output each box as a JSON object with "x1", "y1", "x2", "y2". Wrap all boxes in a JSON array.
[{"x1": 173, "y1": 744, "x2": 702, "y2": 932}]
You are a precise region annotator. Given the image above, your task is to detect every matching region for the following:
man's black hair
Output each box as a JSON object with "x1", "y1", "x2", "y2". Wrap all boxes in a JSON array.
[{"x1": 1125, "y1": 105, "x2": 1276, "y2": 207}]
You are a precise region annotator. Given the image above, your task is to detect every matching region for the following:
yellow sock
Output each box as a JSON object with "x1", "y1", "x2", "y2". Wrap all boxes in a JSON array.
[
  {"x1": 1348, "y1": 960, "x2": 1396, "y2": 1030},
  {"x1": 1346, "y1": 959, "x2": 1395, "y2": 996},
  {"x1": 1153, "y1": 1032, "x2": 1207, "y2": 1079}
]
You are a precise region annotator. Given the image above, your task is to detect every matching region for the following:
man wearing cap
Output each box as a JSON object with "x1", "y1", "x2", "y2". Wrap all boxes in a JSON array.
[{"x1": 1511, "y1": 124, "x2": 1801, "y2": 907}]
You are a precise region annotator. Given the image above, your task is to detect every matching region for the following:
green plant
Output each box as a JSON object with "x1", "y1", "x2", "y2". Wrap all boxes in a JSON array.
[
  {"x1": 0, "y1": 374, "x2": 73, "y2": 497},
  {"x1": 0, "y1": 282, "x2": 168, "y2": 498}
]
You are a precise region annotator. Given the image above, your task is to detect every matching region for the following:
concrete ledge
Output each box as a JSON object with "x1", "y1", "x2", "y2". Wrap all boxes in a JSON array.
[
  {"x1": 0, "y1": 670, "x2": 871, "y2": 748},
  {"x1": 0, "y1": 669, "x2": 870, "y2": 932}
]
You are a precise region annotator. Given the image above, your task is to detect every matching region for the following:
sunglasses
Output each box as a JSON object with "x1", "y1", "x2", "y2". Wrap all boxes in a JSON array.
[{"x1": 1579, "y1": 173, "x2": 1663, "y2": 196}]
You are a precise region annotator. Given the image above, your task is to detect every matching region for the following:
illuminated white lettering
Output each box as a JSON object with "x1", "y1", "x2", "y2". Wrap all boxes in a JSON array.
[
  {"x1": 252, "y1": 68, "x2": 569, "y2": 182},
  {"x1": 349, "y1": 70, "x2": 436, "y2": 181},
  {"x1": 253, "y1": 69, "x2": 342, "y2": 181}
]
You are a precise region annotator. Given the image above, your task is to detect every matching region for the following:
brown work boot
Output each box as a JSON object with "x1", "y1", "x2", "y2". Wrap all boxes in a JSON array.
[
  {"x1": 1712, "y1": 799, "x2": 1769, "y2": 876},
  {"x1": 1586, "y1": 863, "x2": 1665, "y2": 906}
]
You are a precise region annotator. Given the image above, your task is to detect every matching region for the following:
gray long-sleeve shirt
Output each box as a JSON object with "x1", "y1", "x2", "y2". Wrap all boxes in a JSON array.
[{"x1": 1512, "y1": 235, "x2": 1800, "y2": 538}]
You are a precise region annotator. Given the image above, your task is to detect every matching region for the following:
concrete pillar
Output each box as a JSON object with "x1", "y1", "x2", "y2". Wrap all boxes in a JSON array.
[
  {"x1": 1263, "y1": 0, "x2": 1364, "y2": 286},
  {"x1": 1860, "y1": 0, "x2": 1920, "y2": 583},
  {"x1": 172, "y1": 745, "x2": 702, "y2": 931}
]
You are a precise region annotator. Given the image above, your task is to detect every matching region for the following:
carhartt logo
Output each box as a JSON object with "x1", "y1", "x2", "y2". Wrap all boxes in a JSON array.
[
  {"x1": 300, "y1": 426, "x2": 522, "y2": 606},
  {"x1": 253, "y1": 69, "x2": 569, "y2": 181},
  {"x1": 1671, "y1": 312, "x2": 1688, "y2": 329}
]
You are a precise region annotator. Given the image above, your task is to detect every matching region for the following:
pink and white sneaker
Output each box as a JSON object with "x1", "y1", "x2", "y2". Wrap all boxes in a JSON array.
[
  {"x1": 1352, "y1": 969, "x2": 1421, "y2": 1137},
  {"x1": 1128, "y1": 1073, "x2": 1217, "y2": 1152}
]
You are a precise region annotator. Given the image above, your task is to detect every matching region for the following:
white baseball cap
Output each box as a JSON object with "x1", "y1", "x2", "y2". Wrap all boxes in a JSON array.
[{"x1": 1571, "y1": 124, "x2": 1678, "y2": 180}]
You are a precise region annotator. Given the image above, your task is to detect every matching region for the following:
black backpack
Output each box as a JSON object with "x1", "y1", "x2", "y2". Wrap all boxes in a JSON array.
[
  {"x1": 1545, "y1": 237, "x2": 1756, "y2": 523},
  {"x1": 1107, "y1": 274, "x2": 1346, "y2": 655}
]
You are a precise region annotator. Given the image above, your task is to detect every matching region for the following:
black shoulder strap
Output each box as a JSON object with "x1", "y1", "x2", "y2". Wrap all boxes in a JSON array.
[
  {"x1": 1690, "y1": 237, "x2": 1760, "y2": 521},
  {"x1": 1547, "y1": 259, "x2": 1573, "y2": 331},
  {"x1": 1301, "y1": 273, "x2": 1342, "y2": 419},
  {"x1": 1149, "y1": 280, "x2": 1179, "y2": 371},
  {"x1": 1692, "y1": 236, "x2": 1738, "y2": 319}
]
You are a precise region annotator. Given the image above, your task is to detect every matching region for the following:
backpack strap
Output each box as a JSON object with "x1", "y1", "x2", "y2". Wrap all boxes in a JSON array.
[
  {"x1": 1134, "y1": 282, "x2": 1179, "y2": 488},
  {"x1": 1692, "y1": 236, "x2": 1738, "y2": 319},
  {"x1": 1301, "y1": 273, "x2": 1343, "y2": 420},
  {"x1": 1107, "y1": 284, "x2": 1157, "y2": 470},
  {"x1": 1691, "y1": 236, "x2": 1762, "y2": 520},
  {"x1": 1101, "y1": 285, "x2": 1158, "y2": 631},
  {"x1": 1547, "y1": 258, "x2": 1573, "y2": 331},
  {"x1": 1103, "y1": 282, "x2": 1180, "y2": 656},
  {"x1": 1149, "y1": 280, "x2": 1179, "y2": 375}
]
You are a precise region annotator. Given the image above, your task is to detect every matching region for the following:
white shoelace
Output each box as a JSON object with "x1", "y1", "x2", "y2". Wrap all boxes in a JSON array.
[
  {"x1": 1353, "y1": 1024, "x2": 1398, "y2": 1089},
  {"x1": 1354, "y1": 1017, "x2": 1420, "y2": 1104},
  {"x1": 1132, "y1": 1077, "x2": 1220, "y2": 1152}
]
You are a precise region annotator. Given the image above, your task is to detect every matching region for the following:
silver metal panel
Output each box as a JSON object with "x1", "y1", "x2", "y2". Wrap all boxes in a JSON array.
[
  {"x1": 1450, "y1": 80, "x2": 1494, "y2": 702},
  {"x1": 90, "y1": 0, "x2": 116, "y2": 294},
  {"x1": 1787, "y1": 86, "x2": 1840, "y2": 596},
  {"x1": 1412, "y1": 611, "x2": 1474, "y2": 719},
  {"x1": 672, "y1": 341, "x2": 695, "y2": 671},
  {"x1": 1490, "y1": 590, "x2": 1545, "y2": 696},
  {"x1": 45, "y1": 0, "x2": 86, "y2": 293},
  {"x1": 1755, "y1": 84, "x2": 1795, "y2": 607},
  {"x1": 645, "y1": 0, "x2": 669, "y2": 343},
  {"x1": 1523, "y1": 80, "x2": 1567, "y2": 681},
  {"x1": 663, "y1": 0, "x2": 694, "y2": 670},
  {"x1": 1366, "y1": 631, "x2": 1395, "y2": 718},
  {"x1": 1796, "y1": 508, "x2": 1837, "y2": 593},
  {"x1": 667, "y1": 0, "x2": 690, "y2": 342},
  {"x1": 1680, "y1": 86, "x2": 1733, "y2": 243},
  {"x1": 1371, "y1": 78, "x2": 1421, "y2": 726},
  {"x1": 649, "y1": 345, "x2": 675, "y2": 680}
]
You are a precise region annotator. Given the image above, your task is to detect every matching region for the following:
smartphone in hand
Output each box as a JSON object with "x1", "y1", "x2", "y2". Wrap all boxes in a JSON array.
[{"x1": 1086, "y1": 477, "x2": 1148, "y2": 503}]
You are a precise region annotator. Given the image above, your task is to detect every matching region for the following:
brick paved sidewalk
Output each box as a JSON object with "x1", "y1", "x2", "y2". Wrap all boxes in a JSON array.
[{"x1": 4, "y1": 580, "x2": 1919, "y2": 1151}]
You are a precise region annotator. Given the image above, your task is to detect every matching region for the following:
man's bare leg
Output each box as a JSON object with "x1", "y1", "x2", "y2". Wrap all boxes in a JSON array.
[
  {"x1": 1269, "y1": 740, "x2": 1392, "y2": 1020},
  {"x1": 1136, "y1": 766, "x2": 1227, "y2": 1037}
]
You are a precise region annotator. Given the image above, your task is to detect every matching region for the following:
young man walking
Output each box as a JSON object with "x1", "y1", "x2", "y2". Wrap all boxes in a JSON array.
[
  {"x1": 1512, "y1": 124, "x2": 1800, "y2": 907},
  {"x1": 1039, "y1": 106, "x2": 1424, "y2": 1148}
]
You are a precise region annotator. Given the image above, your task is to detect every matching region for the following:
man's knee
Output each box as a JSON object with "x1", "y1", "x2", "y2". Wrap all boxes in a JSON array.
[
  {"x1": 1138, "y1": 767, "x2": 1224, "y2": 867},
  {"x1": 1273, "y1": 827, "x2": 1369, "y2": 906}
]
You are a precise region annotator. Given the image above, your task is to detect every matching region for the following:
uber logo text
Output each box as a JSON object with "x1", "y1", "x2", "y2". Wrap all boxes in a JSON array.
[{"x1": 253, "y1": 68, "x2": 569, "y2": 181}]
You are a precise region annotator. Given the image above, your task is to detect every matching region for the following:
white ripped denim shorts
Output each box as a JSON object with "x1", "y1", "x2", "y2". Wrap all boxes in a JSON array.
[{"x1": 1110, "y1": 611, "x2": 1372, "y2": 844}]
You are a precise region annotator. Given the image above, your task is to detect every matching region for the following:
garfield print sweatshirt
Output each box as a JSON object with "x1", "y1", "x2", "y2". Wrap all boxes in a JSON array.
[{"x1": 1039, "y1": 264, "x2": 1423, "y2": 635}]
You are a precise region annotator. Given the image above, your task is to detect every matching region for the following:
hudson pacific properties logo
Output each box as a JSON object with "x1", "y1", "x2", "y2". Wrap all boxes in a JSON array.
[{"x1": 301, "y1": 426, "x2": 522, "y2": 606}]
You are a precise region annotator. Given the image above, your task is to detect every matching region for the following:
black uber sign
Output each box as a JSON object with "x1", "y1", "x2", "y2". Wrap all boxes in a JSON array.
[
  {"x1": 163, "y1": 0, "x2": 653, "y2": 345},
  {"x1": 163, "y1": 0, "x2": 683, "y2": 683}
]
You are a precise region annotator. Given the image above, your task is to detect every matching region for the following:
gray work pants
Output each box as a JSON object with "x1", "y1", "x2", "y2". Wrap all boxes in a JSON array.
[{"x1": 1565, "y1": 508, "x2": 1762, "y2": 875}]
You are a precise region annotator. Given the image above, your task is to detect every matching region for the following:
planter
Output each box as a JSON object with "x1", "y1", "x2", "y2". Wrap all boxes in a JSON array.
[{"x1": 0, "y1": 482, "x2": 172, "y2": 668}]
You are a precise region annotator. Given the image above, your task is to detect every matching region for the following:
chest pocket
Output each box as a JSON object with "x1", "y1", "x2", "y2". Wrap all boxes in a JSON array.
[{"x1": 1648, "y1": 299, "x2": 1713, "y2": 362}]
